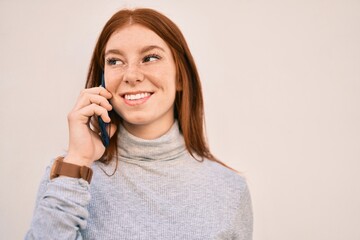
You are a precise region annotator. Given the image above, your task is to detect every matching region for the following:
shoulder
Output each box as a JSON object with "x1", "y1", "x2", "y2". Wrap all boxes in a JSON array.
[
  {"x1": 201, "y1": 160, "x2": 253, "y2": 237},
  {"x1": 201, "y1": 159, "x2": 250, "y2": 198},
  {"x1": 203, "y1": 159, "x2": 248, "y2": 185}
]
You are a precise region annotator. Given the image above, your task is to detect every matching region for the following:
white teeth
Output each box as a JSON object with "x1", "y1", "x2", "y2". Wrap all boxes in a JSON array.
[{"x1": 125, "y1": 92, "x2": 151, "y2": 100}]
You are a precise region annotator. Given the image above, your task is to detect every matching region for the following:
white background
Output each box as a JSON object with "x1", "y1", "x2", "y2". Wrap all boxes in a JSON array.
[{"x1": 1, "y1": 0, "x2": 359, "y2": 239}]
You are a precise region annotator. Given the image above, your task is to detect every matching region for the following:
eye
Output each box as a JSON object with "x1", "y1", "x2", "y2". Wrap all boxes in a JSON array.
[
  {"x1": 106, "y1": 58, "x2": 124, "y2": 66},
  {"x1": 143, "y1": 54, "x2": 161, "y2": 63}
]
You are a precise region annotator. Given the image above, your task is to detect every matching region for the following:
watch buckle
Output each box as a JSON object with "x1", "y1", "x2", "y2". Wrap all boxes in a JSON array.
[{"x1": 80, "y1": 166, "x2": 93, "y2": 183}]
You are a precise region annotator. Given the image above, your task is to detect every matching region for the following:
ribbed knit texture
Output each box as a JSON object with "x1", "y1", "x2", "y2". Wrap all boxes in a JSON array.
[{"x1": 26, "y1": 121, "x2": 253, "y2": 240}]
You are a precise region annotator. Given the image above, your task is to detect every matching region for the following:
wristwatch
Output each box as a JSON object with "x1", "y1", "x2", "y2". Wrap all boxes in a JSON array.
[{"x1": 50, "y1": 156, "x2": 93, "y2": 184}]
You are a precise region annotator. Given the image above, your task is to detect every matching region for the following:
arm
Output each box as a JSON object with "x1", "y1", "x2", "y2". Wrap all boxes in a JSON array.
[
  {"x1": 25, "y1": 162, "x2": 90, "y2": 240},
  {"x1": 25, "y1": 86, "x2": 115, "y2": 239},
  {"x1": 235, "y1": 182, "x2": 253, "y2": 240}
]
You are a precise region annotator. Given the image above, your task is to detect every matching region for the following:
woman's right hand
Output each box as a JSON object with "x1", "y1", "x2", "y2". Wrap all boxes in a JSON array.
[{"x1": 64, "y1": 87, "x2": 117, "y2": 167}]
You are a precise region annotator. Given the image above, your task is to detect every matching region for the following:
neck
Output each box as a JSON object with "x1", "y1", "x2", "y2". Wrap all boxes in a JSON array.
[
  {"x1": 122, "y1": 118, "x2": 175, "y2": 140},
  {"x1": 117, "y1": 119, "x2": 187, "y2": 162}
]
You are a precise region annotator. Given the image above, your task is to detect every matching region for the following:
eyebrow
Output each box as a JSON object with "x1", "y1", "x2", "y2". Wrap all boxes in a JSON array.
[
  {"x1": 104, "y1": 45, "x2": 166, "y2": 58},
  {"x1": 140, "y1": 45, "x2": 166, "y2": 54}
]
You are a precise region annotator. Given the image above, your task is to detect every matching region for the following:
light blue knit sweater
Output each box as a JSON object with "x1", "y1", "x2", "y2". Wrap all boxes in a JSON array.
[{"x1": 26, "y1": 121, "x2": 253, "y2": 239}]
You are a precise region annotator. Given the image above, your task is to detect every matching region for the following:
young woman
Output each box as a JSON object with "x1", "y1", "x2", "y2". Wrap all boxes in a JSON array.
[{"x1": 26, "y1": 8, "x2": 253, "y2": 240}]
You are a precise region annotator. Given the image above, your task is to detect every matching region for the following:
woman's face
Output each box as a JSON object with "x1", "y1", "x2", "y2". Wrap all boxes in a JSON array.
[{"x1": 104, "y1": 24, "x2": 177, "y2": 139}]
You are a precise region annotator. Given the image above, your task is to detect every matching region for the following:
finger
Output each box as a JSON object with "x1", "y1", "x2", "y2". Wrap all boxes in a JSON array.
[
  {"x1": 77, "y1": 104, "x2": 111, "y2": 123},
  {"x1": 73, "y1": 92, "x2": 112, "y2": 111},
  {"x1": 81, "y1": 87, "x2": 112, "y2": 99},
  {"x1": 87, "y1": 95, "x2": 112, "y2": 111}
]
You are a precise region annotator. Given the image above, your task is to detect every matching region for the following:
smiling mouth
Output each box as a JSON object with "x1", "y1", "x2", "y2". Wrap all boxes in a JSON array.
[{"x1": 123, "y1": 92, "x2": 153, "y2": 100}]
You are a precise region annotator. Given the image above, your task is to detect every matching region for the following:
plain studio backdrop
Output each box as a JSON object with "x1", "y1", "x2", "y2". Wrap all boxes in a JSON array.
[{"x1": 0, "y1": 0, "x2": 359, "y2": 239}]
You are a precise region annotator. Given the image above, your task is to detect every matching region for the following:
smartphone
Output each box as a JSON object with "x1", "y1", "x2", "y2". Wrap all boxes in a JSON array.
[{"x1": 98, "y1": 73, "x2": 110, "y2": 147}]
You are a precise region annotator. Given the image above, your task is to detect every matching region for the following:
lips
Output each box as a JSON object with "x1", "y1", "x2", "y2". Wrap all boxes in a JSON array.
[{"x1": 121, "y1": 91, "x2": 154, "y2": 106}]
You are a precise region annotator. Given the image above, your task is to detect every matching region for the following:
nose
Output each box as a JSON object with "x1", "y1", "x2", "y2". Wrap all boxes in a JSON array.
[{"x1": 122, "y1": 64, "x2": 144, "y2": 86}]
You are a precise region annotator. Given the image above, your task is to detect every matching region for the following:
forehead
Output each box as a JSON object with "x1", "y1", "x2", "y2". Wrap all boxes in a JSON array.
[{"x1": 105, "y1": 24, "x2": 170, "y2": 52}]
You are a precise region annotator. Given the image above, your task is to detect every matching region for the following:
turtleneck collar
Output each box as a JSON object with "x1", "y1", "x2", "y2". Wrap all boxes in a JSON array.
[{"x1": 117, "y1": 120, "x2": 187, "y2": 162}]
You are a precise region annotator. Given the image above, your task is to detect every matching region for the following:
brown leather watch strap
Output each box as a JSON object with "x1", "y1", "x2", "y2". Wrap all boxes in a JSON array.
[{"x1": 50, "y1": 156, "x2": 93, "y2": 184}]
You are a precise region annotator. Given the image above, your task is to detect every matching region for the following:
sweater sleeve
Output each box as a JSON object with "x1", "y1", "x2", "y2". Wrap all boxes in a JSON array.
[
  {"x1": 25, "y1": 162, "x2": 91, "y2": 240},
  {"x1": 235, "y1": 181, "x2": 253, "y2": 240}
]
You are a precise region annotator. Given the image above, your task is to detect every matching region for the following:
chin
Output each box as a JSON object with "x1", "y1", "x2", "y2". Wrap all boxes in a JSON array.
[
  {"x1": 115, "y1": 106, "x2": 174, "y2": 129},
  {"x1": 120, "y1": 112, "x2": 153, "y2": 126}
]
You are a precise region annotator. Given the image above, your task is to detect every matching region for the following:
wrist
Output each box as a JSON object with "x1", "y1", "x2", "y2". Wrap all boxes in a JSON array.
[
  {"x1": 50, "y1": 156, "x2": 93, "y2": 184},
  {"x1": 63, "y1": 154, "x2": 93, "y2": 167}
]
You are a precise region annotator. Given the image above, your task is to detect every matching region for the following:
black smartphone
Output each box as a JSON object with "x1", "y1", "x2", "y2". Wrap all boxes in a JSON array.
[{"x1": 98, "y1": 73, "x2": 110, "y2": 147}]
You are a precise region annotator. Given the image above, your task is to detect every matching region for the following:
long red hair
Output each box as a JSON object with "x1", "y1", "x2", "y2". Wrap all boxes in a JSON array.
[{"x1": 86, "y1": 8, "x2": 236, "y2": 171}]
